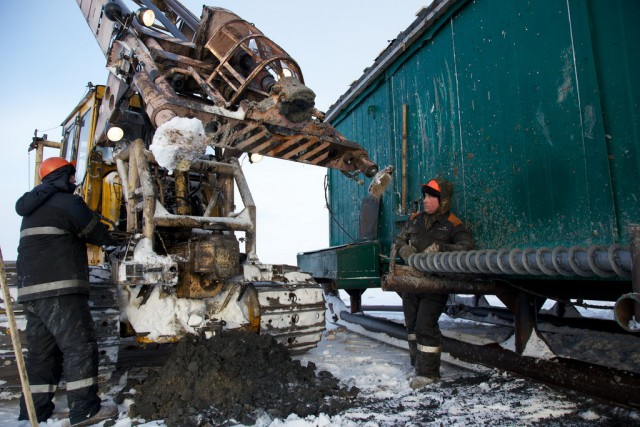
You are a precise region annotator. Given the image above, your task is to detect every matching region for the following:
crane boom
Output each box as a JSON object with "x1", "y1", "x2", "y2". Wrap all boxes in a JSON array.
[{"x1": 74, "y1": 0, "x2": 378, "y2": 177}]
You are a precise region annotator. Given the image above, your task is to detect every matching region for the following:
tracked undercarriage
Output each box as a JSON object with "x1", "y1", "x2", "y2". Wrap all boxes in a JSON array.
[
  {"x1": 1, "y1": 258, "x2": 325, "y2": 388},
  {"x1": 118, "y1": 261, "x2": 325, "y2": 354}
]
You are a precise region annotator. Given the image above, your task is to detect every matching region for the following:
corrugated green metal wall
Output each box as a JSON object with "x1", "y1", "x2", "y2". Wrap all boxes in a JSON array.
[{"x1": 327, "y1": 0, "x2": 640, "y2": 254}]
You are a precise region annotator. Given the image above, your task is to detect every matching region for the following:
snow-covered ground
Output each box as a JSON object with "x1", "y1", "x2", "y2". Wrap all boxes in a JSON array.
[{"x1": 1, "y1": 290, "x2": 639, "y2": 426}]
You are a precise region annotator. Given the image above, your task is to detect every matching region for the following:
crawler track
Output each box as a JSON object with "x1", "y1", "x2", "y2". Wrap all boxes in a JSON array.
[
  {"x1": 338, "y1": 310, "x2": 640, "y2": 409},
  {"x1": 0, "y1": 262, "x2": 326, "y2": 388}
]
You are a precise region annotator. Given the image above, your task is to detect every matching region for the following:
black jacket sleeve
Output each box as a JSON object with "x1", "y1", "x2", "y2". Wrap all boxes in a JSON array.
[
  {"x1": 66, "y1": 195, "x2": 115, "y2": 246},
  {"x1": 81, "y1": 216, "x2": 115, "y2": 246}
]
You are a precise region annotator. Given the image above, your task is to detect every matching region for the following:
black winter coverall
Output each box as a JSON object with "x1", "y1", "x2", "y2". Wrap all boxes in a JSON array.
[
  {"x1": 15, "y1": 165, "x2": 113, "y2": 424},
  {"x1": 394, "y1": 178, "x2": 474, "y2": 378}
]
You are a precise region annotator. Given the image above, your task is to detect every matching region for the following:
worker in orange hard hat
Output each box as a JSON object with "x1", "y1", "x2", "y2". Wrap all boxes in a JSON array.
[
  {"x1": 394, "y1": 177, "x2": 474, "y2": 389},
  {"x1": 38, "y1": 157, "x2": 76, "y2": 181},
  {"x1": 15, "y1": 157, "x2": 117, "y2": 424}
]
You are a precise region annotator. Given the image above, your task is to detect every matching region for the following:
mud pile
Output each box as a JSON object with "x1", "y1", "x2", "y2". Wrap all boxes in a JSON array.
[{"x1": 127, "y1": 331, "x2": 359, "y2": 426}]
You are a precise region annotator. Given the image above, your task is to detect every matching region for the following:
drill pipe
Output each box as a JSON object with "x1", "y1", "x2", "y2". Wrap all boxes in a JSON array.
[
  {"x1": 383, "y1": 273, "x2": 501, "y2": 294},
  {"x1": 408, "y1": 245, "x2": 632, "y2": 278}
]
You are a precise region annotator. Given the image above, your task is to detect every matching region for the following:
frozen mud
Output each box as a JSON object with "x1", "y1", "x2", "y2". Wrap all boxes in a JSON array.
[{"x1": 125, "y1": 331, "x2": 359, "y2": 426}]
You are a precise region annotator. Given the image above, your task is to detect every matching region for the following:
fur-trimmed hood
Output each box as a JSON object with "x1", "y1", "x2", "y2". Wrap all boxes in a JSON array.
[{"x1": 432, "y1": 177, "x2": 454, "y2": 215}]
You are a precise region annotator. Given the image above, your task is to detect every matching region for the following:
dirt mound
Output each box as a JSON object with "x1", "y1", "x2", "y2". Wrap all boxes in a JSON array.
[{"x1": 127, "y1": 331, "x2": 359, "y2": 426}]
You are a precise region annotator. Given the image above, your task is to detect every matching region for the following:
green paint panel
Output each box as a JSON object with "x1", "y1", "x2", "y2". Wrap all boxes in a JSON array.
[
  {"x1": 452, "y1": 0, "x2": 615, "y2": 248},
  {"x1": 585, "y1": 0, "x2": 640, "y2": 243},
  {"x1": 297, "y1": 242, "x2": 381, "y2": 289},
  {"x1": 328, "y1": 85, "x2": 393, "y2": 245},
  {"x1": 327, "y1": 0, "x2": 640, "y2": 257}
]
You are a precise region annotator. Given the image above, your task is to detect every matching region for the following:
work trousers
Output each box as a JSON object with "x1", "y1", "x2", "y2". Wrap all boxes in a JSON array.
[
  {"x1": 19, "y1": 294, "x2": 101, "y2": 424},
  {"x1": 402, "y1": 292, "x2": 448, "y2": 378}
]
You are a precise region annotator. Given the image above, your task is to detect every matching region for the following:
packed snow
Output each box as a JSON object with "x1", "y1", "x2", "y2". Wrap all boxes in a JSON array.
[
  {"x1": 150, "y1": 117, "x2": 207, "y2": 174},
  {"x1": 499, "y1": 329, "x2": 556, "y2": 360}
]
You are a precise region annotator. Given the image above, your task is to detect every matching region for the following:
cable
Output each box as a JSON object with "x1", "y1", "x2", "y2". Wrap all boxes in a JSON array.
[
  {"x1": 27, "y1": 151, "x2": 32, "y2": 189},
  {"x1": 36, "y1": 125, "x2": 62, "y2": 134},
  {"x1": 324, "y1": 174, "x2": 356, "y2": 242}
]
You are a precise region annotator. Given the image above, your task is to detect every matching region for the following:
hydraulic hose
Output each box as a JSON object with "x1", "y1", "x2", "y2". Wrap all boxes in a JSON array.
[{"x1": 407, "y1": 244, "x2": 632, "y2": 279}]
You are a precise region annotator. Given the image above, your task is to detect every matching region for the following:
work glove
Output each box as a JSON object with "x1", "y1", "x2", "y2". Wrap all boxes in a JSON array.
[
  {"x1": 422, "y1": 243, "x2": 440, "y2": 254},
  {"x1": 108, "y1": 231, "x2": 132, "y2": 244},
  {"x1": 398, "y1": 245, "x2": 417, "y2": 261}
]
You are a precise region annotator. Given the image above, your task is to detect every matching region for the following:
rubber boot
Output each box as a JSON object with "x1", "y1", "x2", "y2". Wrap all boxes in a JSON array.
[
  {"x1": 408, "y1": 340, "x2": 417, "y2": 367},
  {"x1": 409, "y1": 350, "x2": 441, "y2": 389},
  {"x1": 409, "y1": 375, "x2": 436, "y2": 389}
]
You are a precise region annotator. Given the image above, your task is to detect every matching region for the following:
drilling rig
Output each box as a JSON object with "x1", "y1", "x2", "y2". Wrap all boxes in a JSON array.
[{"x1": 20, "y1": 0, "x2": 378, "y2": 377}]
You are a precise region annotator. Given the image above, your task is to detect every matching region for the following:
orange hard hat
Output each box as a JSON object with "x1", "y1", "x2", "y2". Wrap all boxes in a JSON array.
[
  {"x1": 421, "y1": 179, "x2": 441, "y2": 198},
  {"x1": 39, "y1": 157, "x2": 75, "y2": 179}
]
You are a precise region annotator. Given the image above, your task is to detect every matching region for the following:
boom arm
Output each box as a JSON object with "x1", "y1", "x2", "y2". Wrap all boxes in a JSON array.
[
  {"x1": 75, "y1": 0, "x2": 378, "y2": 177},
  {"x1": 28, "y1": 0, "x2": 358, "y2": 350}
]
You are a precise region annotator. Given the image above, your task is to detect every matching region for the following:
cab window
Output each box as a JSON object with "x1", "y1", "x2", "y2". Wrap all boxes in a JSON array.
[
  {"x1": 74, "y1": 110, "x2": 92, "y2": 183},
  {"x1": 62, "y1": 124, "x2": 77, "y2": 161}
]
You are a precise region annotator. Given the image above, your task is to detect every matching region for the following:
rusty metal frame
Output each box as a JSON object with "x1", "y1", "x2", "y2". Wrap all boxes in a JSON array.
[
  {"x1": 114, "y1": 141, "x2": 258, "y2": 260},
  {"x1": 153, "y1": 158, "x2": 257, "y2": 260},
  {"x1": 204, "y1": 18, "x2": 303, "y2": 106}
]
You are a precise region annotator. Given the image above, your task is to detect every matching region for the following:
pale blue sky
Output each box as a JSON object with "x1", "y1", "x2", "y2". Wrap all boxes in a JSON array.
[{"x1": 0, "y1": 1, "x2": 429, "y2": 262}]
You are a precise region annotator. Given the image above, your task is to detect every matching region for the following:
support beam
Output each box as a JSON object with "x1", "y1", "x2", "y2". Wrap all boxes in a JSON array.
[{"x1": 339, "y1": 311, "x2": 640, "y2": 408}]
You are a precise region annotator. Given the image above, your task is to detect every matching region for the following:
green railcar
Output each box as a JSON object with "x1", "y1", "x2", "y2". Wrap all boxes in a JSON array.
[{"x1": 298, "y1": 0, "x2": 640, "y2": 334}]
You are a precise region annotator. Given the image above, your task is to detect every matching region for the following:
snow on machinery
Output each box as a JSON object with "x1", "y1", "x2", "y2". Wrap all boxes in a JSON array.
[{"x1": 29, "y1": 0, "x2": 378, "y2": 356}]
